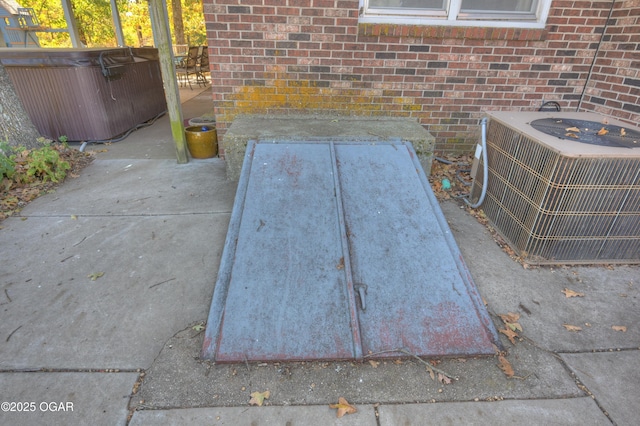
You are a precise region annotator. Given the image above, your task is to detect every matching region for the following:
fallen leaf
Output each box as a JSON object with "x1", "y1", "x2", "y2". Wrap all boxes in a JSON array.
[
  {"x1": 336, "y1": 257, "x2": 344, "y2": 270},
  {"x1": 498, "y1": 312, "x2": 522, "y2": 344},
  {"x1": 249, "y1": 390, "x2": 270, "y2": 406},
  {"x1": 611, "y1": 325, "x2": 627, "y2": 332},
  {"x1": 499, "y1": 312, "x2": 520, "y2": 323},
  {"x1": 88, "y1": 272, "x2": 104, "y2": 281},
  {"x1": 565, "y1": 132, "x2": 580, "y2": 138},
  {"x1": 597, "y1": 127, "x2": 609, "y2": 136},
  {"x1": 0, "y1": 196, "x2": 19, "y2": 209},
  {"x1": 507, "y1": 322, "x2": 523, "y2": 332},
  {"x1": 71, "y1": 214, "x2": 78, "y2": 220},
  {"x1": 368, "y1": 360, "x2": 379, "y2": 368},
  {"x1": 492, "y1": 343, "x2": 501, "y2": 355},
  {"x1": 437, "y1": 373, "x2": 452, "y2": 385},
  {"x1": 498, "y1": 355, "x2": 514, "y2": 378},
  {"x1": 426, "y1": 364, "x2": 435, "y2": 381},
  {"x1": 192, "y1": 324, "x2": 205, "y2": 332},
  {"x1": 565, "y1": 126, "x2": 581, "y2": 132},
  {"x1": 330, "y1": 397, "x2": 357, "y2": 418},
  {"x1": 562, "y1": 288, "x2": 585, "y2": 298},
  {"x1": 499, "y1": 327, "x2": 518, "y2": 344},
  {"x1": 621, "y1": 128, "x2": 626, "y2": 137},
  {"x1": 563, "y1": 324, "x2": 582, "y2": 332}
]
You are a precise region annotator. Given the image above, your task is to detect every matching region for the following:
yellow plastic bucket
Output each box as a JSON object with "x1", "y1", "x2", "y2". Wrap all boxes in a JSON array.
[{"x1": 185, "y1": 125, "x2": 218, "y2": 159}]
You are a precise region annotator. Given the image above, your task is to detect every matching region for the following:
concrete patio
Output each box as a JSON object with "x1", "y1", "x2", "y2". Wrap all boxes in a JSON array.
[{"x1": 0, "y1": 87, "x2": 638, "y2": 425}]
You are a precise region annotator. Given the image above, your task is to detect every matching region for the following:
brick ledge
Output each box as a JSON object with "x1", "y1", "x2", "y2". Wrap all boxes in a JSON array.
[{"x1": 358, "y1": 23, "x2": 548, "y2": 41}]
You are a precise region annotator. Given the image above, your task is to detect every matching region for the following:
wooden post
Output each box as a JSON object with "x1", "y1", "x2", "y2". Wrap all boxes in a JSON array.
[
  {"x1": 60, "y1": 0, "x2": 82, "y2": 48},
  {"x1": 110, "y1": 0, "x2": 125, "y2": 47},
  {"x1": 147, "y1": 0, "x2": 189, "y2": 164}
]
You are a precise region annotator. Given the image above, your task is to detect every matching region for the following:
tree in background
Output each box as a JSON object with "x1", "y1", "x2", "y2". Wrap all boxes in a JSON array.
[
  {"x1": 171, "y1": 0, "x2": 185, "y2": 45},
  {"x1": 25, "y1": 0, "x2": 70, "y2": 47},
  {"x1": 19, "y1": 0, "x2": 205, "y2": 48},
  {"x1": 181, "y1": 0, "x2": 205, "y2": 45},
  {"x1": 0, "y1": 64, "x2": 41, "y2": 149},
  {"x1": 72, "y1": 0, "x2": 115, "y2": 46},
  {"x1": 122, "y1": 0, "x2": 154, "y2": 47}
]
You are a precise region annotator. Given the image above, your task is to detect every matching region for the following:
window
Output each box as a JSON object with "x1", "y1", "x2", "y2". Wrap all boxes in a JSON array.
[{"x1": 360, "y1": 0, "x2": 552, "y2": 28}]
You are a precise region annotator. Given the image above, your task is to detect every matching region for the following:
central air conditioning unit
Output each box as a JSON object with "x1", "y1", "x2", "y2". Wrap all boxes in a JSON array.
[{"x1": 470, "y1": 111, "x2": 640, "y2": 265}]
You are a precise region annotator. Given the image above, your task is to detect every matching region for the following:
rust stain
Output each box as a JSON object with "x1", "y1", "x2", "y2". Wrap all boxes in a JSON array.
[
  {"x1": 277, "y1": 151, "x2": 302, "y2": 186},
  {"x1": 218, "y1": 77, "x2": 421, "y2": 124},
  {"x1": 423, "y1": 301, "x2": 493, "y2": 354}
]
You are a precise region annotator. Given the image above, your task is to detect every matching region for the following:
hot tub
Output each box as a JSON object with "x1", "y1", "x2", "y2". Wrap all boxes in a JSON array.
[{"x1": 0, "y1": 47, "x2": 167, "y2": 141}]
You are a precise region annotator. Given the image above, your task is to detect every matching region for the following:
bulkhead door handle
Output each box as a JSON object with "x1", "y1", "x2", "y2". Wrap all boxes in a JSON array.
[{"x1": 354, "y1": 283, "x2": 367, "y2": 311}]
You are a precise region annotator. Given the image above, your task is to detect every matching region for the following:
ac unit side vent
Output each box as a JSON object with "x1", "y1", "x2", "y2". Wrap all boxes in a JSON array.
[{"x1": 471, "y1": 112, "x2": 640, "y2": 265}]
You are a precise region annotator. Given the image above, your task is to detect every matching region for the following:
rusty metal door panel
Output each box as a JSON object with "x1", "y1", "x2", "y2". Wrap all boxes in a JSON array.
[
  {"x1": 203, "y1": 140, "x2": 500, "y2": 362},
  {"x1": 206, "y1": 143, "x2": 361, "y2": 362},
  {"x1": 335, "y1": 144, "x2": 498, "y2": 357}
]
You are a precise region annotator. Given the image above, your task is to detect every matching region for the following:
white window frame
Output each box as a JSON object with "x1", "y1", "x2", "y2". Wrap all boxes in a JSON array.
[{"x1": 359, "y1": 0, "x2": 552, "y2": 29}]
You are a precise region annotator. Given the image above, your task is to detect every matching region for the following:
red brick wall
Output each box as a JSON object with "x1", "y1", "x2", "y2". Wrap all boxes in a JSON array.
[
  {"x1": 579, "y1": 0, "x2": 640, "y2": 123},
  {"x1": 203, "y1": 0, "x2": 623, "y2": 153}
]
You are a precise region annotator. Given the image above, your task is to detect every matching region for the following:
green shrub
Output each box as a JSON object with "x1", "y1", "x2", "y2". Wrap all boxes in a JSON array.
[
  {"x1": 26, "y1": 144, "x2": 70, "y2": 183},
  {"x1": 1, "y1": 138, "x2": 72, "y2": 186},
  {"x1": 0, "y1": 141, "x2": 17, "y2": 181}
]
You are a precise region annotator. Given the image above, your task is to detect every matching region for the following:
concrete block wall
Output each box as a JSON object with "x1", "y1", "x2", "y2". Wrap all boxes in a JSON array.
[
  {"x1": 203, "y1": 0, "x2": 630, "y2": 155},
  {"x1": 222, "y1": 115, "x2": 435, "y2": 180}
]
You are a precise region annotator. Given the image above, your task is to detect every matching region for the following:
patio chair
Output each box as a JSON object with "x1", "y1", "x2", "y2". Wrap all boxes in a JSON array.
[
  {"x1": 172, "y1": 44, "x2": 188, "y2": 57},
  {"x1": 195, "y1": 47, "x2": 210, "y2": 87},
  {"x1": 176, "y1": 46, "x2": 202, "y2": 89}
]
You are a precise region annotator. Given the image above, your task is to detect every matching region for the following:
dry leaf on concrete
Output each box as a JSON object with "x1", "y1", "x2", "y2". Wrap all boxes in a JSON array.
[
  {"x1": 498, "y1": 355, "x2": 514, "y2": 378},
  {"x1": 507, "y1": 322, "x2": 523, "y2": 332},
  {"x1": 499, "y1": 312, "x2": 520, "y2": 323},
  {"x1": 499, "y1": 327, "x2": 519, "y2": 344},
  {"x1": 562, "y1": 288, "x2": 585, "y2": 298},
  {"x1": 611, "y1": 325, "x2": 627, "y2": 332},
  {"x1": 426, "y1": 364, "x2": 435, "y2": 381},
  {"x1": 88, "y1": 272, "x2": 104, "y2": 281},
  {"x1": 249, "y1": 390, "x2": 270, "y2": 406},
  {"x1": 330, "y1": 397, "x2": 357, "y2": 418},
  {"x1": 498, "y1": 312, "x2": 522, "y2": 344},
  {"x1": 438, "y1": 373, "x2": 452, "y2": 385},
  {"x1": 563, "y1": 324, "x2": 582, "y2": 332}
]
